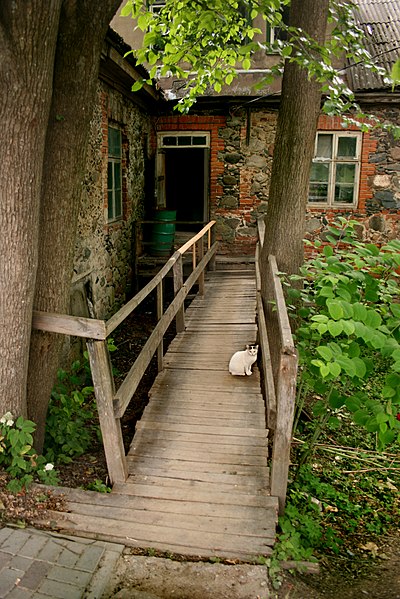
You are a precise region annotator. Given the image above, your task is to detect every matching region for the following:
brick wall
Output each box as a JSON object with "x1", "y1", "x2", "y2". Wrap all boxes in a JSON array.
[{"x1": 156, "y1": 106, "x2": 400, "y2": 255}]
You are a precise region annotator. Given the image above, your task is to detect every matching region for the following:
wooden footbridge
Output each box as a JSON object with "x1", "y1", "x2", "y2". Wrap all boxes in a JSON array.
[{"x1": 33, "y1": 222, "x2": 297, "y2": 561}]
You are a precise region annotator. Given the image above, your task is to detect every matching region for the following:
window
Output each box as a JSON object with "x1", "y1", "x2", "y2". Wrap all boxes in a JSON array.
[
  {"x1": 159, "y1": 132, "x2": 210, "y2": 148},
  {"x1": 266, "y1": 5, "x2": 290, "y2": 45},
  {"x1": 148, "y1": 0, "x2": 165, "y2": 14},
  {"x1": 308, "y1": 132, "x2": 362, "y2": 207},
  {"x1": 107, "y1": 126, "x2": 122, "y2": 222}
]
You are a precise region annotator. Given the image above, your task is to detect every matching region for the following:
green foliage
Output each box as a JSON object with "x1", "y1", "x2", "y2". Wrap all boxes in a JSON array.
[
  {"x1": 44, "y1": 339, "x2": 117, "y2": 464},
  {"x1": 270, "y1": 455, "x2": 399, "y2": 588},
  {"x1": 44, "y1": 353, "x2": 98, "y2": 464},
  {"x1": 86, "y1": 479, "x2": 112, "y2": 493},
  {"x1": 121, "y1": 0, "x2": 399, "y2": 136},
  {"x1": 0, "y1": 413, "x2": 59, "y2": 492},
  {"x1": 291, "y1": 219, "x2": 400, "y2": 456}
]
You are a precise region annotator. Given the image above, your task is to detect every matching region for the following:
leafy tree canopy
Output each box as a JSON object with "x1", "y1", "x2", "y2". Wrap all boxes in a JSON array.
[{"x1": 122, "y1": 0, "x2": 398, "y2": 135}]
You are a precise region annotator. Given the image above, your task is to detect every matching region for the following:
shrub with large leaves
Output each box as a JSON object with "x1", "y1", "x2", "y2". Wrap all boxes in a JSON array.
[{"x1": 291, "y1": 219, "x2": 400, "y2": 452}]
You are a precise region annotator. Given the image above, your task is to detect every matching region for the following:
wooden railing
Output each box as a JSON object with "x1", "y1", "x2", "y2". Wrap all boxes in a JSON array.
[
  {"x1": 32, "y1": 221, "x2": 218, "y2": 484},
  {"x1": 256, "y1": 220, "x2": 298, "y2": 515}
]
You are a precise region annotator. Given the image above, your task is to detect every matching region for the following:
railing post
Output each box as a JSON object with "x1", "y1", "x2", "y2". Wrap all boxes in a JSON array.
[
  {"x1": 173, "y1": 254, "x2": 185, "y2": 332},
  {"x1": 156, "y1": 281, "x2": 163, "y2": 371},
  {"x1": 197, "y1": 238, "x2": 205, "y2": 295},
  {"x1": 270, "y1": 351, "x2": 298, "y2": 515},
  {"x1": 86, "y1": 339, "x2": 127, "y2": 484},
  {"x1": 209, "y1": 225, "x2": 216, "y2": 271}
]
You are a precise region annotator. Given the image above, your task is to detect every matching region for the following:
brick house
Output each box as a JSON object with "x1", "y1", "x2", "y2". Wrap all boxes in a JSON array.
[
  {"x1": 110, "y1": 0, "x2": 400, "y2": 259},
  {"x1": 75, "y1": 2, "x2": 400, "y2": 319}
]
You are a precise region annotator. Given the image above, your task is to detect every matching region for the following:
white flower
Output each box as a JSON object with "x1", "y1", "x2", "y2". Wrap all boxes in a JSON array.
[
  {"x1": 0, "y1": 412, "x2": 14, "y2": 426},
  {"x1": 44, "y1": 463, "x2": 54, "y2": 471}
]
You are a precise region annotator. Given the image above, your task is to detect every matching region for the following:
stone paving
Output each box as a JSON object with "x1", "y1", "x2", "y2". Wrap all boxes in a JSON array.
[{"x1": 0, "y1": 527, "x2": 124, "y2": 599}]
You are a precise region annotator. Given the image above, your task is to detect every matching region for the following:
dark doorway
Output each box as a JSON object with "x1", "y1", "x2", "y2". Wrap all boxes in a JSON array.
[{"x1": 164, "y1": 148, "x2": 208, "y2": 230}]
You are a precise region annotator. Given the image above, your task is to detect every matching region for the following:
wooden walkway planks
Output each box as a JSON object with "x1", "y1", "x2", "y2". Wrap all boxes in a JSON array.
[
  {"x1": 123, "y1": 270, "x2": 278, "y2": 559},
  {"x1": 40, "y1": 270, "x2": 278, "y2": 561}
]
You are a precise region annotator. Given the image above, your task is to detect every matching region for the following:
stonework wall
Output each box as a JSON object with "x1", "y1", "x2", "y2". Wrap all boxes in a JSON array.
[
  {"x1": 73, "y1": 82, "x2": 152, "y2": 319},
  {"x1": 157, "y1": 106, "x2": 399, "y2": 256},
  {"x1": 304, "y1": 109, "x2": 400, "y2": 247}
]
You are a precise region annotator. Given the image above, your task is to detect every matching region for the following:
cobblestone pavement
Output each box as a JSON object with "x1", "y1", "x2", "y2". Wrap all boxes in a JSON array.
[{"x1": 0, "y1": 527, "x2": 124, "y2": 598}]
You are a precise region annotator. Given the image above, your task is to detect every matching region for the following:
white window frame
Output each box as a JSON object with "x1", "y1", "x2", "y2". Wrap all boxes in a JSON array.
[
  {"x1": 308, "y1": 131, "x2": 362, "y2": 208},
  {"x1": 158, "y1": 131, "x2": 210, "y2": 149},
  {"x1": 107, "y1": 126, "x2": 123, "y2": 223},
  {"x1": 149, "y1": 0, "x2": 165, "y2": 14}
]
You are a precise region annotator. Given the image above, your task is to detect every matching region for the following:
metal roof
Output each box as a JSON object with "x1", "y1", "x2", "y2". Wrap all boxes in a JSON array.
[{"x1": 347, "y1": 0, "x2": 400, "y2": 91}]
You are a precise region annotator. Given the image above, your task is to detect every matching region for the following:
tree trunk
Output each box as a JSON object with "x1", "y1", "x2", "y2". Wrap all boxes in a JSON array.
[
  {"x1": 27, "y1": 0, "x2": 120, "y2": 451},
  {"x1": 260, "y1": 0, "x2": 329, "y2": 279},
  {"x1": 0, "y1": 1, "x2": 61, "y2": 418}
]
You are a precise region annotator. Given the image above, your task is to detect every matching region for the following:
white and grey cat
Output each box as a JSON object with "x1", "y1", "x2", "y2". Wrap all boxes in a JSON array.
[{"x1": 229, "y1": 344, "x2": 258, "y2": 376}]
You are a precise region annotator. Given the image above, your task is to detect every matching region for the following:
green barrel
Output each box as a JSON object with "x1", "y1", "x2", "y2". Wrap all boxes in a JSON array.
[{"x1": 150, "y1": 210, "x2": 176, "y2": 256}]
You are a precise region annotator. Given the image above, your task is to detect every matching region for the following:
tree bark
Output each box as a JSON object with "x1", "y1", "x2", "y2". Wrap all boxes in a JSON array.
[
  {"x1": 0, "y1": 1, "x2": 61, "y2": 418},
  {"x1": 260, "y1": 0, "x2": 329, "y2": 279},
  {"x1": 27, "y1": 0, "x2": 120, "y2": 451}
]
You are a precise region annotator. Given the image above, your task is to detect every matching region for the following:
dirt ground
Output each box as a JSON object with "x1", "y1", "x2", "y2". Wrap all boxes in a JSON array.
[{"x1": 100, "y1": 531, "x2": 400, "y2": 599}]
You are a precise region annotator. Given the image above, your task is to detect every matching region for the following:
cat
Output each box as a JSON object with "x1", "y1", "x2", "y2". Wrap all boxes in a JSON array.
[{"x1": 229, "y1": 344, "x2": 258, "y2": 376}]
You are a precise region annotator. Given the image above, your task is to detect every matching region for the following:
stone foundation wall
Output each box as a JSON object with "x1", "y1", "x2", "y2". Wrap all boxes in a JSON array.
[
  {"x1": 212, "y1": 106, "x2": 400, "y2": 254},
  {"x1": 73, "y1": 83, "x2": 152, "y2": 319}
]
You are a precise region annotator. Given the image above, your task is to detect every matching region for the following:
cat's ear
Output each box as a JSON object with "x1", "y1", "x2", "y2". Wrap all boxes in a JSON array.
[{"x1": 246, "y1": 344, "x2": 250, "y2": 349}]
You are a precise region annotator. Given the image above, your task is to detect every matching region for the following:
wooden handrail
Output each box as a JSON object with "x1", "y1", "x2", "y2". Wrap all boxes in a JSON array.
[
  {"x1": 268, "y1": 255, "x2": 295, "y2": 355},
  {"x1": 32, "y1": 221, "x2": 218, "y2": 485},
  {"x1": 32, "y1": 311, "x2": 107, "y2": 340},
  {"x1": 255, "y1": 235, "x2": 298, "y2": 515},
  {"x1": 114, "y1": 241, "x2": 218, "y2": 418}
]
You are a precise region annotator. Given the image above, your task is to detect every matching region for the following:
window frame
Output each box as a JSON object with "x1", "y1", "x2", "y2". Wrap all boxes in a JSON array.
[
  {"x1": 158, "y1": 131, "x2": 210, "y2": 149},
  {"x1": 107, "y1": 126, "x2": 123, "y2": 223},
  {"x1": 308, "y1": 131, "x2": 362, "y2": 209}
]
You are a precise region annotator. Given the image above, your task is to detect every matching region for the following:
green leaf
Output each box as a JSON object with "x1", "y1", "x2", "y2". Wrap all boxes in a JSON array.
[
  {"x1": 353, "y1": 409, "x2": 369, "y2": 425},
  {"x1": 365, "y1": 310, "x2": 382, "y2": 329},
  {"x1": 352, "y1": 357, "x2": 367, "y2": 379},
  {"x1": 353, "y1": 303, "x2": 368, "y2": 322},
  {"x1": 329, "y1": 362, "x2": 341, "y2": 378},
  {"x1": 390, "y1": 57, "x2": 400, "y2": 90},
  {"x1": 390, "y1": 303, "x2": 400, "y2": 318},
  {"x1": 312, "y1": 400, "x2": 326, "y2": 416},
  {"x1": 316, "y1": 346, "x2": 333, "y2": 361},
  {"x1": 382, "y1": 385, "x2": 396, "y2": 398},
  {"x1": 329, "y1": 390, "x2": 346, "y2": 409},
  {"x1": 323, "y1": 245, "x2": 334, "y2": 257},
  {"x1": 328, "y1": 320, "x2": 343, "y2": 337},
  {"x1": 327, "y1": 300, "x2": 344, "y2": 321},
  {"x1": 132, "y1": 80, "x2": 145, "y2": 92},
  {"x1": 346, "y1": 395, "x2": 362, "y2": 412}
]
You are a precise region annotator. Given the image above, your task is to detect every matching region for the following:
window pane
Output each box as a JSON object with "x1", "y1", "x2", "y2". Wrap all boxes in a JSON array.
[
  {"x1": 334, "y1": 164, "x2": 356, "y2": 203},
  {"x1": 193, "y1": 135, "x2": 207, "y2": 146},
  {"x1": 114, "y1": 162, "x2": 121, "y2": 189},
  {"x1": 108, "y1": 190, "x2": 114, "y2": 220},
  {"x1": 309, "y1": 183, "x2": 329, "y2": 202},
  {"x1": 310, "y1": 162, "x2": 329, "y2": 182},
  {"x1": 114, "y1": 189, "x2": 122, "y2": 218},
  {"x1": 163, "y1": 136, "x2": 177, "y2": 146},
  {"x1": 337, "y1": 136, "x2": 357, "y2": 158},
  {"x1": 107, "y1": 162, "x2": 113, "y2": 190},
  {"x1": 108, "y1": 127, "x2": 121, "y2": 157},
  {"x1": 309, "y1": 163, "x2": 329, "y2": 202},
  {"x1": 315, "y1": 134, "x2": 332, "y2": 159},
  {"x1": 178, "y1": 136, "x2": 190, "y2": 146},
  {"x1": 336, "y1": 163, "x2": 355, "y2": 183}
]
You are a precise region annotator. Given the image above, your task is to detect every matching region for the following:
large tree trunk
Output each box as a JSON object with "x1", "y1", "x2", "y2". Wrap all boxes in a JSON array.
[
  {"x1": 0, "y1": 1, "x2": 61, "y2": 418},
  {"x1": 27, "y1": 0, "x2": 120, "y2": 451},
  {"x1": 261, "y1": 0, "x2": 329, "y2": 279}
]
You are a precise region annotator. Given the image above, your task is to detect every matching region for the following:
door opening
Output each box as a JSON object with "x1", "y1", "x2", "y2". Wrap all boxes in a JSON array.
[{"x1": 156, "y1": 132, "x2": 210, "y2": 232}]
